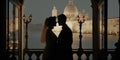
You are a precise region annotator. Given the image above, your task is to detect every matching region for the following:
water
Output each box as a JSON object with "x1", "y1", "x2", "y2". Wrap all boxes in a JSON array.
[
  {"x1": 25, "y1": 24, "x2": 119, "y2": 60},
  {"x1": 28, "y1": 29, "x2": 118, "y2": 49}
]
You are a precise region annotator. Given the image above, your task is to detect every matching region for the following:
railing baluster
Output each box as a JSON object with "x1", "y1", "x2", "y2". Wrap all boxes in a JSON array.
[
  {"x1": 28, "y1": 55, "x2": 32, "y2": 60},
  {"x1": 10, "y1": 54, "x2": 17, "y2": 60},
  {"x1": 85, "y1": 53, "x2": 90, "y2": 60},
  {"x1": 35, "y1": 52, "x2": 41, "y2": 60},
  {"x1": 108, "y1": 53, "x2": 112, "y2": 60},
  {"x1": 27, "y1": 52, "x2": 32, "y2": 60},
  {"x1": 22, "y1": 49, "x2": 115, "y2": 60},
  {"x1": 77, "y1": 52, "x2": 83, "y2": 60}
]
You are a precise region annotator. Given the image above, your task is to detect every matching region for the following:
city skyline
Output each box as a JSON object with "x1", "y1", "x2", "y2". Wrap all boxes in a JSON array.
[{"x1": 24, "y1": 0, "x2": 119, "y2": 24}]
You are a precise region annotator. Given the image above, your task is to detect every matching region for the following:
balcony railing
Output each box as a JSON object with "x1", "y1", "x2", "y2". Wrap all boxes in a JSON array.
[{"x1": 23, "y1": 49, "x2": 115, "y2": 60}]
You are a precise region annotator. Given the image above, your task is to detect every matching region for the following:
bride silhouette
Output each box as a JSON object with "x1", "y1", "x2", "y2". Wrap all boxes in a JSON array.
[{"x1": 40, "y1": 16, "x2": 57, "y2": 60}]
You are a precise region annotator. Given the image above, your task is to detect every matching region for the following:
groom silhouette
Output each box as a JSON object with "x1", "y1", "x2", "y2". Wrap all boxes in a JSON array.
[{"x1": 57, "y1": 14, "x2": 73, "y2": 60}]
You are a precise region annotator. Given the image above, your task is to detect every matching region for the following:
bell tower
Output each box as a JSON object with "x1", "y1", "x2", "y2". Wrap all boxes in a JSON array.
[{"x1": 52, "y1": 5, "x2": 57, "y2": 17}]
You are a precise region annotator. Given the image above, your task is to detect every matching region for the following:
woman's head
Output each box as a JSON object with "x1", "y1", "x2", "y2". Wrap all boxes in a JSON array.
[{"x1": 45, "y1": 16, "x2": 56, "y2": 27}]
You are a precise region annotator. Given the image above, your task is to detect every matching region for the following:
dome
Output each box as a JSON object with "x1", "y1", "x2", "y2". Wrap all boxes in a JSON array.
[{"x1": 63, "y1": 0, "x2": 78, "y2": 20}]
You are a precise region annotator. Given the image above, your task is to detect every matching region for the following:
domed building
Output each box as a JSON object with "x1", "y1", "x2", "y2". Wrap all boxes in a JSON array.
[
  {"x1": 51, "y1": 0, "x2": 119, "y2": 35},
  {"x1": 63, "y1": 0, "x2": 80, "y2": 32},
  {"x1": 63, "y1": 0, "x2": 78, "y2": 21}
]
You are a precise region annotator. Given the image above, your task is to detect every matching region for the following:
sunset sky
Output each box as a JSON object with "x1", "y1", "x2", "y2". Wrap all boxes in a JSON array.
[{"x1": 24, "y1": 0, "x2": 119, "y2": 24}]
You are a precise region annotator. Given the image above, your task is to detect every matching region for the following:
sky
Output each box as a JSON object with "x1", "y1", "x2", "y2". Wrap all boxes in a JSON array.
[{"x1": 24, "y1": 0, "x2": 119, "y2": 24}]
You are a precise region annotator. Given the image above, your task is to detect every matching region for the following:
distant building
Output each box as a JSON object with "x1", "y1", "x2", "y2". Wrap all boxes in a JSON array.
[{"x1": 52, "y1": 0, "x2": 119, "y2": 35}]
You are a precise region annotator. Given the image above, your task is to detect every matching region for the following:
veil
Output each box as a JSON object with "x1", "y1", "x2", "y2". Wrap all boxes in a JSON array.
[{"x1": 40, "y1": 23, "x2": 48, "y2": 43}]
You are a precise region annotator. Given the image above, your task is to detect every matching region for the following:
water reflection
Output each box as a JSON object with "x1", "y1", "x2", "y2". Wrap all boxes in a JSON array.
[{"x1": 29, "y1": 31, "x2": 118, "y2": 49}]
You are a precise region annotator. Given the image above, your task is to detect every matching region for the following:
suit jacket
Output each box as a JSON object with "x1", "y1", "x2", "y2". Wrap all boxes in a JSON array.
[{"x1": 57, "y1": 24, "x2": 73, "y2": 60}]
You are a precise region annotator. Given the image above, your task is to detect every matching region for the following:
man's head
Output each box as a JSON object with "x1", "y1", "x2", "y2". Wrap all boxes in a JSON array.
[{"x1": 57, "y1": 14, "x2": 67, "y2": 25}]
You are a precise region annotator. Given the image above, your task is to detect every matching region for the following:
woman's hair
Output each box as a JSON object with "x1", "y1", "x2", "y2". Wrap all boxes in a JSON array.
[{"x1": 40, "y1": 16, "x2": 56, "y2": 43}]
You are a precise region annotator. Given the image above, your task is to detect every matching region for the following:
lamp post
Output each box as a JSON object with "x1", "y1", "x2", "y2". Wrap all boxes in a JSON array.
[
  {"x1": 77, "y1": 10, "x2": 88, "y2": 60},
  {"x1": 23, "y1": 14, "x2": 32, "y2": 49}
]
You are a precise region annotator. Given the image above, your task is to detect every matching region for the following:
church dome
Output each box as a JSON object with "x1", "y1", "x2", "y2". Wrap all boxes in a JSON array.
[{"x1": 63, "y1": 0, "x2": 78, "y2": 20}]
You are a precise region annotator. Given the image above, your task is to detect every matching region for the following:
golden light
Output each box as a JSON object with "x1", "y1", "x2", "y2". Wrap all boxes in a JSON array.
[
  {"x1": 23, "y1": 14, "x2": 26, "y2": 22},
  {"x1": 29, "y1": 14, "x2": 32, "y2": 22}
]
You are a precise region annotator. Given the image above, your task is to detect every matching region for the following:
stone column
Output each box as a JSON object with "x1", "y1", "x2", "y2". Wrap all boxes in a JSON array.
[
  {"x1": 99, "y1": 0, "x2": 108, "y2": 60},
  {"x1": 91, "y1": 0, "x2": 100, "y2": 60},
  {"x1": 10, "y1": 4, "x2": 17, "y2": 60},
  {"x1": 19, "y1": 3, "x2": 24, "y2": 60},
  {"x1": 15, "y1": 1, "x2": 24, "y2": 60},
  {"x1": 0, "y1": 0, "x2": 9, "y2": 60},
  {"x1": 103, "y1": 0, "x2": 108, "y2": 60}
]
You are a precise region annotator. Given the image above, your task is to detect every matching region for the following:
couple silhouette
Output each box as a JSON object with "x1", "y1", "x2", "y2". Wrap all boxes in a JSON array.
[{"x1": 40, "y1": 14, "x2": 73, "y2": 60}]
